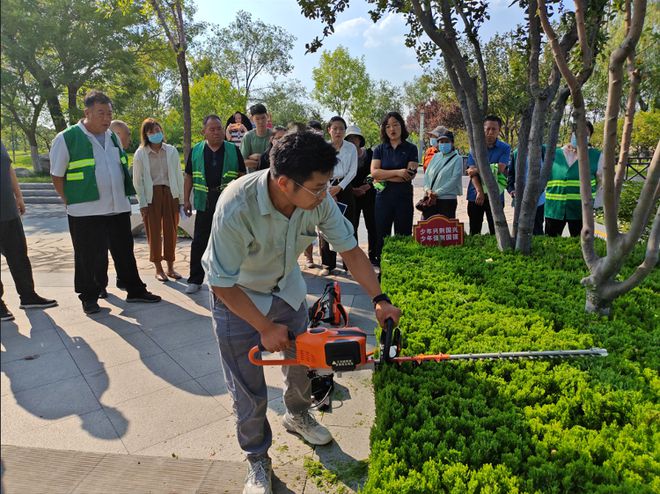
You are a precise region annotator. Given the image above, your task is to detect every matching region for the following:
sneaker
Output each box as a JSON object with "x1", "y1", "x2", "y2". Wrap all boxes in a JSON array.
[
  {"x1": 98, "y1": 289, "x2": 108, "y2": 299},
  {"x1": 282, "y1": 411, "x2": 333, "y2": 445},
  {"x1": 19, "y1": 295, "x2": 58, "y2": 309},
  {"x1": 82, "y1": 300, "x2": 101, "y2": 314},
  {"x1": 243, "y1": 456, "x2": 272, "y2": 494},
  {"x1": 185, "y1": 283, "x2": 202, "y2": 294},
  {"x1": 1, "y1": 300, "x2": 14, "y2": 322},
  {"x1": 126, "y1": 291, "x2": 161, "y2": 303},
  {"x1": 319, "y1": 268, "x2": 336, "y2": 277}
]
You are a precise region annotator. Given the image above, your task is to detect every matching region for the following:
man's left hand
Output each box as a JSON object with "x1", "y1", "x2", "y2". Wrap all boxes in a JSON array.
[{"x1": 329, "y1": 185, "x2": 342, "y2": 197}]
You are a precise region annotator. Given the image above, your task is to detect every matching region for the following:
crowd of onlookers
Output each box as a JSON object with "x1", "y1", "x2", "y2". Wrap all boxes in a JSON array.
[{"x1": 0, "y1": 89, "x2": 602, "y2": 320}]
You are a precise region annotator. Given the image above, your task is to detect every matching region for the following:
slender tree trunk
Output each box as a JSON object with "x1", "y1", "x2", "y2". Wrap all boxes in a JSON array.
[
  {"x1": 67, "y1": 84, "x2": 82, "y2": 125},
  {"x1": 177, "y1": 51, "x2": 191, "y2": 162},
  {"x1": 41, "y1": 77, "x2": 67, "y2": 132},
  {"x1": 27, "y1": 131, "x2": 40, "y2": 172}
]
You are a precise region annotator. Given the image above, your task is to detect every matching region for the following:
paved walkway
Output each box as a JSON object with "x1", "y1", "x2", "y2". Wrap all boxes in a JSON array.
[{"x1": 1, "y1": 175, "x2": 514, "y2": 493}]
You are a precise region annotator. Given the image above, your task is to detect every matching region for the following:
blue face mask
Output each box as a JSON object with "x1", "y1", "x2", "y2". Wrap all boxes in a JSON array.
[
  {"x1": 148, "y1": 131, "x2": 164, "y2": 144},
  {"x1": 439, "y1": 142, "x2": 453, "y2": 154},
  {"x1": 429, "y1": 137, "x2": 438, "y2": 147},
  {"x1": 570, "y1": 133, "x2": 577, "y2": 148}
]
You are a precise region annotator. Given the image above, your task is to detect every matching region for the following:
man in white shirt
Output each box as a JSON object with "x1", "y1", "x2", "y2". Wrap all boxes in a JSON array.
[{"x1": 50, "y1": 90, "x2": 161, "y2": 314}]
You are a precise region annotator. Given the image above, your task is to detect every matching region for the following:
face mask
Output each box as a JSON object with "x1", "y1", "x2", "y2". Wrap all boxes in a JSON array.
[
  {"x1": 148, "y1": 132, "x2": 164, "y2": 144},
  {"x1": 439, "y1": 142, "x2": 453, "y2": 154},
  {"x1": 570, "y1": 133, "x2": 577, "y2": 148},
  {"x1": 429, "y1": 137, "x2": 438, "y2": 147}
]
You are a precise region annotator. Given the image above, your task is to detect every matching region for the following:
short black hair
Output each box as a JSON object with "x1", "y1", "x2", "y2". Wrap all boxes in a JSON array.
[
  {"x1": 270, "y1": 131, "x2": 337, "y2": 184},
  {"x1": 203, "y1": 114, "x2": 222, "y2": 127},
  {"x1": 249, "y1": 103, "x2": 267, "y2": 116},
  {"x1": 380, "y1": 112, "x2": 409, "y2": 143},
  {"x1": 327, "y1": 116, "x2": 347, "y2": 130},
  {"x1": 586, "y1": 121, "x2": 594, "y2": 136},
  {"x1": 84, "y1": 90, "x2": 112, "y2": 108},
  {"x1": 307, "y1": 120, "x2": 323, "y2": 131},
  {"x1": 484, "y1": 115, "x2": 503, "y2": 127}
]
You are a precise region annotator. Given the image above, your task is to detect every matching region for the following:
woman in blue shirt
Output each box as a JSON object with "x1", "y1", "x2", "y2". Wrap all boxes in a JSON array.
[{"x1": 370, "y1": 112, "x2": 418, "y2": 266}]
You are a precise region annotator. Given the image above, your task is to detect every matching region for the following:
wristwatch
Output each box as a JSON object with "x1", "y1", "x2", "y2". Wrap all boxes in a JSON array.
[{"x1": 372, "y1": 293, "x2": 391, "y2": 306}]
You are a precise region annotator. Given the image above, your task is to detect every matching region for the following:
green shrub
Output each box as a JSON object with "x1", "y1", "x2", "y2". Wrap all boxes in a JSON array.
[{"x1": 364, "y1": 236, "x2": 659, "y2": 493}]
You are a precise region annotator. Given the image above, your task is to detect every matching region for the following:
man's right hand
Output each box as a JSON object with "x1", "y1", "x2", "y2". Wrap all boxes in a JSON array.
[
  {"x1": 260, "y1": 322, "x2": 291, "y2": 353},
  {"x1": 476, "y1": 191, "x2": 485, "y2": 206},
  {"x1": 183, "y1": 200, "x2": 193, "y2": 217}
]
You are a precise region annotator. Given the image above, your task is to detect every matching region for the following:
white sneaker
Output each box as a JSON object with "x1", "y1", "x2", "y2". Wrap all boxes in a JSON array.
[
  {"x1": 282, "y1": 411, "x2": 333, "y2": 445},
  {"x1": 185, "y1": 283, "x2": 201, "y2": 294},
  {"x1": 243, "y1": 456, "x2": 272, "y2": 494}
]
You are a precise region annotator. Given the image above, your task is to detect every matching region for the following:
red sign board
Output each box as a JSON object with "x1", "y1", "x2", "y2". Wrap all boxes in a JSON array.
[{"x1": 414, "y1": 215, "x2": 465, "y2": 246}]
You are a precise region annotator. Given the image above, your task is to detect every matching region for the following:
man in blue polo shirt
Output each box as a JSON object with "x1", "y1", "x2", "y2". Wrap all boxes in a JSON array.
[{"x1": 466, "y1": 115, "x2": 511, "y2": 235}]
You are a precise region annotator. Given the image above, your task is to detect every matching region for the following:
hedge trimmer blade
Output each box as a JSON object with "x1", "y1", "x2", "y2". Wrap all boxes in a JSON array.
[{"x1": 390, "y1": 347, "x2": 608, "y2": 365}]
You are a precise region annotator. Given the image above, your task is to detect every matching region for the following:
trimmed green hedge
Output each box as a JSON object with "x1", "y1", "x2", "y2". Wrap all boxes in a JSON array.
[{"x1": 365, "y1": 236, "x2": 659, "y2": 493}]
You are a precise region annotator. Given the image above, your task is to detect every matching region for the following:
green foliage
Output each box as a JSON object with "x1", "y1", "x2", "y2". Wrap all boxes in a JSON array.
[
  {"x1": 255, "y1": 80, "x2": 318, "y2": 127},
  {"x1": 312, "y1": 46, "x2": 371, "y2": 119},
  {"x1": 190, "y1": 74, "x2": 246, "y2": 132},
  {"x1": 364, "y1": 236, "x2": 659, "y2": 493},
  {"x1": 591, "y1": 111, "x2": 660, "y2": 153}
]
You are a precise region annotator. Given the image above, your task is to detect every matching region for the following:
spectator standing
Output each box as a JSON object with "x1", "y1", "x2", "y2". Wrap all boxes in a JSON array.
[
  {"x1": 183, "y1": 115, "x2": 246, "y2": 294},
  {"x1": 50, "y1": 90, "x2": 161, "y2": 314},
  {"x1": 545, "y1": 123, "x2": 602, "y2": 237},
  {"x1": 226, "y1": 111, "x2": 250, "y2": 146},
  {"x1": 319, "y1": 116, "x2": 357, "y2": 276},
  {"x1": 421, "y1": 130, "x2": 463, "y2": 219},
  {"x1": 345, "y1": 125, "x2": 377, "y2": 266},
  {"x1": 110, "y1": 120, "x2": 131, "y2": 150},
  {"x1": 240, "y1": 104, "x2": 272, "y2": 173},
  {"x1": 1, "y1": 140, "x2": 57, "y2": 321},
  {"x1": 132, "y1": 118, "x2": 185, "y2": 281},
  {"x1": 370, "y1": 112, "x2": 418, "y2": 267},
  {"x1": 201, "y1": 130, "x2": 401, "y2": 494},
  {"x1": 257, "y1": 126, "x2": 287, "y2": 171},
  {"x1": 466, "y1": 115, "x2": 511, "y2": 235},
  {"x1": 422, "y1": 125, "x2": 446, "y2": 172}
]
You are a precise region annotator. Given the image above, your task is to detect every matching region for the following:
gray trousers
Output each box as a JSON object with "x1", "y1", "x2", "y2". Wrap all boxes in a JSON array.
[{"x1": 211, "y1": 294, "x2": 312, "y2": 458}]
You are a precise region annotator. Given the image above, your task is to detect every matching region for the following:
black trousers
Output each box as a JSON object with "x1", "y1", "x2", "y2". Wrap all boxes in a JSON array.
[
  {"x1": 533, "y1": 204, "x2": 545, "y2": 235},
  {"x1": 467, "y1": 195, "x2": 496, "y2": 235},
  {"x1": 188, "y1": 192, "x2": 220, "y2": 285},
  {"x1": 545, "y1": 216, "x2": 582, "y2": 237},
  {"x1": 374, "y1": 184, "x2": 414, "y2": 266},
  {"x1": 320, "y1": 186, "x2": 355, "y2": 270},
  {"x1": 421, "y1": 198, "x2": 458, "y2": 220},
  {"x1": 68, "y1": 212, "x2": 147, "y2": 302},
  {"x1": 0, "y1": 217, "x2": 37, "y2": 303},
  {"x1": 353, "y1": 189, "x2": 377, "y2": 264}
]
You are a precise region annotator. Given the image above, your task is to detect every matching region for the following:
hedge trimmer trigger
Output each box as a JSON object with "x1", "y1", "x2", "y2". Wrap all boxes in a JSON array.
[{"x1": 379, "y1": 318, "x2": 401, "y2": 364}]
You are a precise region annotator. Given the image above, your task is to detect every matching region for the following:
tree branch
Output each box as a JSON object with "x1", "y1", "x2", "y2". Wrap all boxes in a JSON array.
[{"x1": 148, "y1": 0, "x2": 178, "y2": 51}]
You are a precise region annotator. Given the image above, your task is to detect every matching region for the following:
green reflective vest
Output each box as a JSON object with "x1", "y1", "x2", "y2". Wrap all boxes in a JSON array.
[
  {"x1": 62, "y1": 125, "x2": 135, "y2": 205},
  {"x1": 191, "y1": 141, "x2": 240, "y2": 212},
  {"x1": 483, "y1": 163, "x2": 507, "y2": 195},
  {"x1": 545, "y1": 147, "x2": 600, "y2": 220}
]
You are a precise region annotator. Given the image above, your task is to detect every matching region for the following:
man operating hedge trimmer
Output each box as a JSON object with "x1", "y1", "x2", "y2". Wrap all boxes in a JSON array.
[{"x1": 201, "y1": 130, "x2": 401, "y2": 494}]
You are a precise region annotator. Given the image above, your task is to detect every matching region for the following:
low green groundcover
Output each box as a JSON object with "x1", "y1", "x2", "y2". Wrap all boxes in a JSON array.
[{"x1": 365, "y1": 236, "x2": 658, "y2": 493}]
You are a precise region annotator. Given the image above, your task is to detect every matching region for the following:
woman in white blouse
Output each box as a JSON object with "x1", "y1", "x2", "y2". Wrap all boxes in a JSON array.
[
  {"x1": 132, "y1": 118, "x2": 185, "y2": 281},
  {"x1": 319, "y1": 116, "x2": 357, "y2": 276}
]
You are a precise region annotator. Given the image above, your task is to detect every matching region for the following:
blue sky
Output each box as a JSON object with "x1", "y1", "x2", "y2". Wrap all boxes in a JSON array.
[{"x1": 194, "y1": 0, "x2": 525, "y2": 96}]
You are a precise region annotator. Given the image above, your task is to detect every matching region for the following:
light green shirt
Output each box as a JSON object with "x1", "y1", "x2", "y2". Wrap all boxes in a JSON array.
[
  {"x1": 202, "y1": 170, "x2": 357, "y2": 315},
  {"x1": 239, "y1": 128, "x2": 272, "y2": 159}
]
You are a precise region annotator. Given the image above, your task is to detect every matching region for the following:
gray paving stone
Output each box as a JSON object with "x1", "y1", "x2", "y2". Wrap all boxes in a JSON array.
[
  {"x1": 0, "y1": 324, "x2": 65, "y2": 364},
  {"x1": 142, "y1": 315, "x2": 215, "y2": 351},
  {"x1": 1, "y1": 347, "x2": 81, "y2": 395}
]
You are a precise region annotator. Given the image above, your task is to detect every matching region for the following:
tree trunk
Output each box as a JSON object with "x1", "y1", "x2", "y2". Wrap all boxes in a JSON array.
[
  {"x1": 67, "y1": 84, "x2": 82, "y2": 125},
  {"x1": 39, "y1": 76, "x2": 67, "y2": 132},
  {"x1": 177, "y1": 50, "x2": 192, "y2": 162},
  {"x1": 582, "y1": 273, "x2": 613, "y2": 315},
  {"x1": 27, "y1": 131, "x2": 40, "y2": 172}
]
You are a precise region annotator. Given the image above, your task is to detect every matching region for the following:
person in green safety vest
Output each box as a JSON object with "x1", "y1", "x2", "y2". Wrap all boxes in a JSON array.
[
  {"x1": 183, "y1": 115, "x2": 246, "y2": 294},
  {"x1": 544, "y1": 121, "x2": 603, "y2": 237},
  {"x1": 50, "y1": 90, "x2": 161, "y2": 314}
]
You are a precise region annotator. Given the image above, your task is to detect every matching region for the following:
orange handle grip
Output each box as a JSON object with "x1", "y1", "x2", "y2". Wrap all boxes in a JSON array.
[{"x1": 248, "y1": 346, "x2": 300, "y2": 366}]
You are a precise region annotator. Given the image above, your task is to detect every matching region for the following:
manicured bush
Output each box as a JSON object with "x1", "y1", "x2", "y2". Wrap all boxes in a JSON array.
[{"x1": 364, "y1": 236, "x2": 659, "y2": 493}]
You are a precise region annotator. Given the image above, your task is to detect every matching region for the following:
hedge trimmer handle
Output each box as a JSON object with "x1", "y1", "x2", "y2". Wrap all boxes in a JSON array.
[
  {"x1": 380, "y1": 318, "x2": 401, "y2": 363},
  {"x1": 249, "y1": 331, "x2": 299, "y2": 367}
]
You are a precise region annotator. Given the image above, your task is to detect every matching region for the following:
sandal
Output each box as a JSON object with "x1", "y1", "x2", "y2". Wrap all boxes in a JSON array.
[
  {"x1": 155, "y1": 272, "x2": 168, "y2": 282},
  {"x1": 167, "y1": 271, "x2": 182, "y2": 280}
]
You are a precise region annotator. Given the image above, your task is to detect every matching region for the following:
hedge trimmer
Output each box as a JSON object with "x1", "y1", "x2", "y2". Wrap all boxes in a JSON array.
[{"x1": 248, "y1": 283, "x2": 608, "y2": 371}]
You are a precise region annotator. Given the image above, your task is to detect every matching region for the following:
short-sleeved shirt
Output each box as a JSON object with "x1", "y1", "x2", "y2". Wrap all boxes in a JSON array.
[
  {"x1": 372, "y1": 140, "x2": 418, "y2": 191},
  {"x1": 0, "y1": 141, "x2": 19, "y2": 222},
  {"x1": 466, "y1": 139, "x2": 511, "y2": 201},
  {"x1": 185, "y1": 142, "x2": 246, "y2": 189},
  {"x1": 201, "y1": 169, "x2": 357, "y2": 315},
  {"x1": 239, "y1": 129, "x2": 272, "y2": 160},
  {"x1": 50, "y1": 122, "x2": 132, "y2": 217}
]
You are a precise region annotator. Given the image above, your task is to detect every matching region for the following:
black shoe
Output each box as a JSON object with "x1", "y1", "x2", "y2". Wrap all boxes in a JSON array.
[
  {"x1": 19, "y1": 295, "x2": 58, "y2": 309},
  {"x1": 82, "y1": 300, "x2": 101, "y2": 314},
  {"x1": 98, "y1": 289, "x2": 108, "y2": 299},
  {"x1": 126, "y1": 291, "x2": 161, "y2": 303},
  {"x1": 1, "y1": 300, "x2": 14, "y2": 322}
]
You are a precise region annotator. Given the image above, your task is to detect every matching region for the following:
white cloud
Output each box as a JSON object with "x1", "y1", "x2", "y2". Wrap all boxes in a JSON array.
[
  {"x1": 334, "y1": 17, "x2": 370, "y2": 37},
  {"x1": 363, "y1": 12, "x2": 406, "y2": 48}
]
